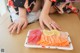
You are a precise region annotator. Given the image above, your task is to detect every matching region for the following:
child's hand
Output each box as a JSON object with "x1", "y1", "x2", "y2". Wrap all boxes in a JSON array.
[
  {"x1": 8, "y1": 17, "x2": 28, "y2": 34},
  {"x1": 39, "y1": 14, "x2": 61, "y2": 30}
]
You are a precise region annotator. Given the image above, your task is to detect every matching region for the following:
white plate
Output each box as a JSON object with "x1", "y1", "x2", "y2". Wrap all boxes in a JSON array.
[{"x1": 24, "y1": 30, "x2": 73, "y2": 50}]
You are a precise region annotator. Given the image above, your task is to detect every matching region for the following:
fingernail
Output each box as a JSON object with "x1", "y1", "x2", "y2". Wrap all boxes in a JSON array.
[
  {"x1": 17, "y1": 32, "x2": 19, "y2": 34},
  {"x1": 22, "y1": 28, "x2": 23, "y2": 30},
  {"x1": 17, "y1": 31, "x2": 20, "y2": 34},
  {"x1": 59, "y1": 28, "x2": 62, "y2": 31},
  {"x1": 11, "y1": 32, "x2": 13, "y2": 34}
]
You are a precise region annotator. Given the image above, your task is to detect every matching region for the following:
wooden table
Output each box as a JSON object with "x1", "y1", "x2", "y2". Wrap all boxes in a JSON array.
[{"x1": 0, "y1": 12, "x2": 80, "y2": 53}]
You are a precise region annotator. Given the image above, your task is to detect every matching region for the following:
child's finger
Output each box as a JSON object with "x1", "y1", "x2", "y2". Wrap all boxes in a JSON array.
[
  {"x1": 39, "y1": 21, "x2": 44, "y2": 29},
  {"x1": 54, "y1": 23, "x2": 61, "y2": 30},
  {"x1": 22, "y1": 22, "x2": 28, "y2": 30},
  {"x1": 8, "y1": 22, "x2": 14, "y2": 29},
  {"x1": 17, "y1": 24, "x2": 22, "y2": 34},
  {"x1": 11, "y1": 24, "x2": 18, "y2": 34},
  {"x1": 9, "y1": 24, "x2": 14, "y2": 32},
  {"x1": 46, "y1": 23, "x2": 52, "y2": 30},
  {"x1": 50, "y1": 23, "x2": 57, "y2": 30}
]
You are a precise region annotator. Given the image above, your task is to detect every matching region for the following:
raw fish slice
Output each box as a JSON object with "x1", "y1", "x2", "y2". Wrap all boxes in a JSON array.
[{"x1": 28, "y1": 29, "x2": 42, "y2": 44}]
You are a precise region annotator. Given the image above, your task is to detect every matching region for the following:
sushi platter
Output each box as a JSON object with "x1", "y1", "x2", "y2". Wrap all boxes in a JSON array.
[{"x1": 24, "y1": 29, "x2": 73, "y2": 50}]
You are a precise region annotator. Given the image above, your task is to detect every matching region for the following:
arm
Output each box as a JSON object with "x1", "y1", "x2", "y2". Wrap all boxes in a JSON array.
[
  {"x1": 8, "y1": 0, "x2": 28, "y2": 34},
  {"x1": 39, "y1": 0, "x2": 61, "y2": 30},
  {"x1": 9, "y1": 7, "x2": 28, "y2": 34},
  {"x1": 19, "y1": 7, "x2": 27, "y2": 18},
  {"x1": 41, "y1": 0, "x2": 52, "y2": 15}
]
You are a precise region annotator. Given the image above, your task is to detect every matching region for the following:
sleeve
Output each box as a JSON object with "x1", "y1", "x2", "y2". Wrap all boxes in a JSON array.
[
  {"x1": 50, "y1": 0, "x2": 66, "y2": 3},
  {"x1": 50, "y1": 0, "x2": 56, "y2": 2},
  {"x1": 12, "y1": 0, "x2": 26, "y2": 8},
  {"x1": 50, "y1": 0, "x2": 66, "y2": 6},
  {"x1": 57, "y1": 0, "x2": 66, "y2": 2},
  {"x1": 28, "y1": 0, "x2": 35, "y2": 5},
  {"x1": 50, "y1": 0, "x2": 56, "y2": 6}
]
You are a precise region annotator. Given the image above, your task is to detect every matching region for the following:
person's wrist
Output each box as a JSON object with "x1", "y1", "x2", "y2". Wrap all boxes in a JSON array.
[
  {"x1": 40, "y1": 13, "x2": 49, "y2": 18},
  {"x1": 41, "y1": 11, "x2": 49, "y2": 15},
  {"x1": 19, "y1": 15, "x2": 27, "y2": 19}
]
